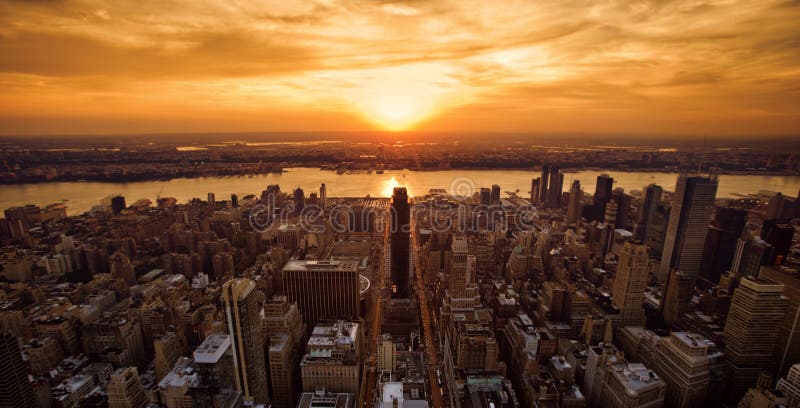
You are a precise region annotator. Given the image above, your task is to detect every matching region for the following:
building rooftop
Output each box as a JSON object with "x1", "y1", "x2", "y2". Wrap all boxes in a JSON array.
[{"x1": 193, "y1": 334, "x2": 230, "y2": 364}]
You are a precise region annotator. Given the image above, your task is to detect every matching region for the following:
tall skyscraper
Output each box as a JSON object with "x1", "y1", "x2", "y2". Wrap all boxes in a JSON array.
[
  {"x1": 658, "y1": 174, "x2": 718, "y2": 282},
  {"x1": 293, "y1": 187, "x2": 305, "y2": 215},
  {"x1": 759, "y1": 266, "x2": 800, "y2": 377},
  {"x1": 762, "y1": 219, "x2": 794, "y2": 265},
  {"x1": 722, "y1": 277, "x2": 788, "y2": 402},
  {"x1": 611, "y1": 188, "x2": 632, "y2": 229},
  {"x1": 282, "y1": 259, "x2": 361, "y2": 326},
  {"x1": 700, "y1": 207, "x2": 747, "y2": 286},
  {"x1": 612, "y1": 242, "x2": 649, "y2": 327},
  {"x1": 530, "y1": 178, "x2": 541, "y2": 204},
  {"x1": 491, "y1": 184, "x2": 501, "y2": 205},
  {"x1": 0, "y1": 332, "x2": 34, "y2": 407},
  {"x1": 567, "y1": 180, "x2": 582, "y2": 224},
  {"x1": 635, "y1": 184, "x2": 663, "y2": 242},
  {"x1": 539, "y1": 165, "x2": 551, "y2": 204},
  {"x1": 390, "y1": 187, "x2": 411, "y2": 298},
  {"x1": 222, "y1": 278, "x2": 269, "y2": 404},
  {"x1": 264, "y1": 296, "x2": 306, "y2": 408},
  {"x1": 594, "y1": 174, "x2": 614, "y2": 205},
  {"x1": 319, "y1": 183, "x2": 327, "y2": 210},
  {"x1": 479, "y1": 187, "x2": 491, "y2": 206},
  {"x1": 547, "y1": 167, "x2": 564, "y2": 208}
]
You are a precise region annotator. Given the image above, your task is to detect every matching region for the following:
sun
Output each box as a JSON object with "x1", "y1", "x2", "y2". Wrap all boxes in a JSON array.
[
  {"x1": 346, "y1": 64, "x2": 454, "y2": 131},
  {"x1": 359, "y1": 83, "x2": 435, "y2": 131},
  {"x1": 381, "y1": 176, "x2": 401, "y2": 197}
]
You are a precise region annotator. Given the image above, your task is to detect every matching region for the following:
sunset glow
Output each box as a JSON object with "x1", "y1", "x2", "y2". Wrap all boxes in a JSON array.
[{"x1": 0, "y1": 0, "x2": 798, "y2": 136}]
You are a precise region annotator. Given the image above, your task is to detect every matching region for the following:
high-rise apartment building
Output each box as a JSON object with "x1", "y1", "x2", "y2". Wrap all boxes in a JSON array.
[
  {"x1": 612, "y1": 242, "x2": 649, "y2": 327},
  {"x1": 658, "y1": 174, "x2": 718, "y2": 282},
  {"x1": 722, "y1": 277, "x2": 788, "y2": 402},
  {"x1": 222, "y1": 278, "x2": 269, "y2": 404},
  {"x1": 390, "y1": 187, "x2": 411, "y2": 298},
  {"x1": 282, "y1": 259, "x2": 360, "y2": 327}
]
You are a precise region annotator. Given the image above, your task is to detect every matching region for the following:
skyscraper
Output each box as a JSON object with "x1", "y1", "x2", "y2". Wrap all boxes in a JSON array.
[
  {"x1": 293, "y1": 187, "x2": 305, "y2": 215},
  {"x1": 391, "y1": 187, "x2": 411, "y2": 298},
  {"x1": 658, "y1": 174, "x2": 718, "y2": 283},
  {"x1": 540, "y1": 165, "x2": 551, "y2": 204},
  {"x1": 547, "y1": 167, "x2": 564, "y2": 208},
  {"x1": 530, "y1": 178, "x2": 541, "y2": 204},
  {"x1": 222, "y1": 278, "x2": 269, "y2": 404},
  {"x1": 722, "y1": 277, "x2": 788, "y2": 402},
  {"x1": 319, "y1": 183, "x2": 327, "y2": 210},
  {"x1": 491, "y1": 184, "x2": 501, "y2": 205},
  {"x1": 611, "y1": 188, "x2": 632, "y2": 229},
  {"x1": 282, "y1": 259, "x2": 361, "y2": 326},
  {"x1": 567, "y1": 180, "x2": 582, "y2": 224},
  {"x1": 612, "y1": 242, "x2": 649, "y2": 327},
  {"x1": 0, "y1": 332, "x2": 34, "y2": 407},
  {"x1": 700, "y1": 207, "x2": 747, "y2": 286},
  {"x1": 662, "y1": 269, "x2": 694, "y2": 327},
  {"x1": 635, "y1": 184, "x2": 662, "y2": 242},
  {"x1": 594, "y1": 174, "x2": 614, "y2": 205}
]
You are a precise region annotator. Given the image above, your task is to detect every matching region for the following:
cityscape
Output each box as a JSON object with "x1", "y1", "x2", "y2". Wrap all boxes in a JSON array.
[{"x1": 2, "y1": 1, "x2": 800, "y2": 408}]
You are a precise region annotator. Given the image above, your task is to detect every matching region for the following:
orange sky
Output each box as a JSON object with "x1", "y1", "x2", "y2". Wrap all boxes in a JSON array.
[{"x1": 0, "y1": 0, "x2": 798, "y2": 137}]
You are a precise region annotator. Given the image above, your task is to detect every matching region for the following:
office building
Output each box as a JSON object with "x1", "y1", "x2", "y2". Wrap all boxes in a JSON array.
[
  {"x1": 662, "y1": 269, "x2": 694, "y2": 327},
  {"x1": 491, "y1": 184, "x2": 501, "y2": 205},
  {"x1": 651, "y1": 332, "x2": 719, "y2": 408},
  {"x1": 264, "y1": 296, "x2": 306, "y2": 408},
  {"x1": 567, "y1": 180, "x2": 583, "y2": 224},
  {"x1": 283, "y1": 259, "x2": 361, "y2": 326},
  {"x1": 700, "y1": 207, "x2": 747, "y2": 286},
  {"x1": 547, "y1": 167, "x2": 564, "y2": 208},
  {"x1": 758, "y1": 265, "x2": 800, "y2": 376},
  {"x1": 192, "y1": 334, "x2": 243, "y2": 408},
  {"x1": 301, "y1": 321, "x2": 362, "y2": 395},
  {"x1": 612, "y1": 242, "x2": 649, "y2": 327},
  {"x1": 390, "y1": 187, "x2": 411, "y2": 298},
  {"x1": 658, "y1": 174, "x2": 718, "y2": 282},
  {"x1": 294, "y1": 187, "x2": 306, "y2": 215},
  {"x1": 531, "y1": 178, "x2": 541, "y2": 204},
  {"x1": 722, "y1": 277, "x2": 788, "y2": 402},
  {"x1": 320, "y1": 183, "x2": 327, "y2": 210},
  {"x1": 635, "y1": 184, "x2": 662, "y2": 242},
  {"x1": 223, "y1": 278, "x2": 269, "y2": 404},
  {"x1": 1, "y1": 332, "x2": 35, "y2": 407},
  {"x1": 540, "y1": 165, "x2": 551, "y2": 204}
]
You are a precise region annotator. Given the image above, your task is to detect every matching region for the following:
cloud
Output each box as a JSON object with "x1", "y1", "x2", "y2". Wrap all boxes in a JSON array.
[{"x1": 0, "y1": 0, "x2": 797, "y2": 136}]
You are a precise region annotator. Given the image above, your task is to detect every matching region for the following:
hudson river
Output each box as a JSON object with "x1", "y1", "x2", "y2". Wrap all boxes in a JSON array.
[{"x1": 2, "y1": 168, "x2": 799, "y2": 215}]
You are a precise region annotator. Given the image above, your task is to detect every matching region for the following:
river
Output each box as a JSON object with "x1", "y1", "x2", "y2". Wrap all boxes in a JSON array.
[{"x1": 2, "y1": 168, "x2": 799, "y2": 215}]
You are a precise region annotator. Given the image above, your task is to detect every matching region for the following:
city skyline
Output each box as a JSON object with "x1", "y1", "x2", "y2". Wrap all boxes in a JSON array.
[{"x1": 1, "y1": 0, "x2": 799, "y2": 137}]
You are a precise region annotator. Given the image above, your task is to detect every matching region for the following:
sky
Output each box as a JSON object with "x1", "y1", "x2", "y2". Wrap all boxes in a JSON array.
[{"x1": 0, "y1": 0, "x2": 798, "y2": 137}]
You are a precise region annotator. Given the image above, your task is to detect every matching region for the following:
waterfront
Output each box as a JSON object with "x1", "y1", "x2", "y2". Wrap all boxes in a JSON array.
[{"x1": 2, "y1": 167, "x2": 799, "y2": 215}]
